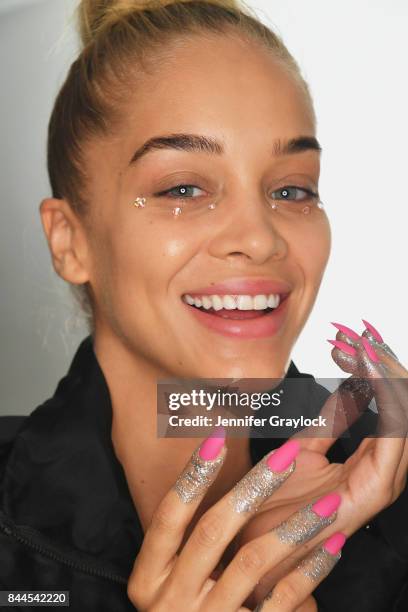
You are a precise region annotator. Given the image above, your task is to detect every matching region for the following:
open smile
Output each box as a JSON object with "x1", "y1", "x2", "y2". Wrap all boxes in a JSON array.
[{"x1": 181, "y1": 278, "x2": 292, "y2": 339}]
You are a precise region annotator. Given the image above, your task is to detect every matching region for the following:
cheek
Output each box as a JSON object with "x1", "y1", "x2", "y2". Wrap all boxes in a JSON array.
[
  {"x1": 93, "y1": 218, "x2": 198, "y2": 308},
  {"x1": 290, "y1": 216, "x2": 331, "y2": 284}
]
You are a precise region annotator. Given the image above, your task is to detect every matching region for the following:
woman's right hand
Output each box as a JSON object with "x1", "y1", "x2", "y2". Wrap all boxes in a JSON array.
[{"x1": 127, "y1": 433, "x2": 345, "y2": 611}]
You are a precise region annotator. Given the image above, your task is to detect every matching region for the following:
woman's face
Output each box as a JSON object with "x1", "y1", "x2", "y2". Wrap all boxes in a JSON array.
[{"x1": 81, "y1": 33, "x2": 331, "y2": 380}]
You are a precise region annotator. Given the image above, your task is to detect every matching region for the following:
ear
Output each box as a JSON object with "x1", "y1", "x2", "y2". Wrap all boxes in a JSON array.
[{"x1": 39, "y1": 197, "x2": 91, "y2": 284}]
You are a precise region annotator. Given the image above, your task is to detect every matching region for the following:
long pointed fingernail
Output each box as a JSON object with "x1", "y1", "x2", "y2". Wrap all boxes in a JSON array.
[
  {"x1": 331, "y1": 322, "x2": 360, "y2": 340},
  {"x1": 362, "y1": 319, "x2": 384, "y2": 343},
  {"x1": 323, "y1": 532, "x2": 346, "y2": 555},
  {"x1": 199, "y1": 425, "x2": 226, "y2": 460},
  {"x1": 273, "y1": 492, "x2": 341, "y2": 545},
  {"x1": 362, "y1": 337, "x2": 380, "y2": 363},
  {"x1": 312, "y1": 492, "x2": 342, "y2": 517},
  {"x1": 327, "y1": 339, "x2": 357, "y2": 357},
  {"x1": 229, "y1": 441, "x2": 298, "y2": 514},
  {"x1": 297, "y1": 532, "x2": 346, "y2": 581},
  {"x1": 173, "y1": 427, "x2": 226, "y2": 503},
  {"x1": 267, "y1": 439, "x2": 300, "y2": 472}
]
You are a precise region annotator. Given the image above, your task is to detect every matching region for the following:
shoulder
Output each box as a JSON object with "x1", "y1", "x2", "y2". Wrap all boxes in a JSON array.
[{"x1": 0, "y1": 415, "x2": 28, "y2": 476}]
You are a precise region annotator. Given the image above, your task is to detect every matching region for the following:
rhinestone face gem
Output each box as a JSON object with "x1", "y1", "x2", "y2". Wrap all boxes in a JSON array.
[
  {"x1": 172, "y1": 206, "x2": 182, "y2": 216},
  {"x1": 317, "y1": 200, "x2": 324, "y2": 209},
  {"x1": 208, "y1": 203, "x2": 216, "y2": 210},
  {"x1": 302, "y1": 205, "x2": 311, "y2": 215},
  {"x1": 270, "y1": 202, "x2": 278, "y2": 210},
  {"x1": 133, "y1": 197, "x2": 146, "y2": 208}
]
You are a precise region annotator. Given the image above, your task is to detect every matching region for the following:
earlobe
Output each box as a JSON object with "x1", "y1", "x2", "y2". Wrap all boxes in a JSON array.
[{"x1": 39, "y1": 197, "x2": 90, "y2": 284}]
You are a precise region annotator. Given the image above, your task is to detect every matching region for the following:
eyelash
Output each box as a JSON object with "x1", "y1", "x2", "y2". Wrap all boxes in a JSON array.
[{"x1": 155, "y1": 184, "x2": 319, "y2": 202}]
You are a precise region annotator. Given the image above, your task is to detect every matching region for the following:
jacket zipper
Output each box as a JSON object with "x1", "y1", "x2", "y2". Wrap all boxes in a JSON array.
[{"x1": 0, "y1": 512, "x2": 127, "y2": 585}]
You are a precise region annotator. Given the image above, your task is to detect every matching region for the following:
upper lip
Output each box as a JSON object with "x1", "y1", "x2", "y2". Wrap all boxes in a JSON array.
[{"x1": 182, "y1": 277, "x2": 292, "y2": 296}]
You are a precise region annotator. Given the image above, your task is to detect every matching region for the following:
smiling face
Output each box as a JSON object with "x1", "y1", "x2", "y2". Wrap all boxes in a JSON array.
[{"x1": 62, "y1": 33, "x2": 331, "y2": 381}]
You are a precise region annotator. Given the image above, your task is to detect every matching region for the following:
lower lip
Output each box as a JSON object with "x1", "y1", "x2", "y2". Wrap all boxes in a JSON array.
[{"x1": 183, "y1": 296, "x2": 290, "y2": 339}]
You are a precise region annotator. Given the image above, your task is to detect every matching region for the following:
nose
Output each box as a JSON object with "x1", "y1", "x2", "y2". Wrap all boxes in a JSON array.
[{"x1": 207, "y1": 190, "x2": 288, "y2": 266}]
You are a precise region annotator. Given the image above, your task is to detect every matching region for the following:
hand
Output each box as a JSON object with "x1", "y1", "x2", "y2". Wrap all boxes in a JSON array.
[
  {"x1": 127, "y1": 432, "x2": 346, "y2": 611},
  {"x1": 236, "y1": 320, "x2": 408, "y2": 605}
]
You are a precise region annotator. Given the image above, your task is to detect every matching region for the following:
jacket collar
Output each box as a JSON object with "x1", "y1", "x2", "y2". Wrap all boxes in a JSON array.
[{"x1": 1, "y1": 334, "x2": 307, "y2": 578}]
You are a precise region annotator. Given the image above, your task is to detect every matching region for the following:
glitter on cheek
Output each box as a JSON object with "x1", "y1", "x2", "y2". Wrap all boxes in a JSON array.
[
  {"x1": 271, "y1": 503, "x2": 337, "y2": 545},
  {"x1": 297, "y1": 547, "x2": 341, "y2": 581},
  {"x1": 173, "y1": 447, "x2": 225, "y2": 504},
  {"x1": 228, "y1": 452, "x2": 295, "y2": 513}
]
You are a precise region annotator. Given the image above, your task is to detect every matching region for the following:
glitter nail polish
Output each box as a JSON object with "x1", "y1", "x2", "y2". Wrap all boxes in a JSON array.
[
  {"x1": 228, "y1": 445, "x2": 298, "y2": 514},
  {"x1": 272, "y1": 492, "x2": 341, "y2": 545}
]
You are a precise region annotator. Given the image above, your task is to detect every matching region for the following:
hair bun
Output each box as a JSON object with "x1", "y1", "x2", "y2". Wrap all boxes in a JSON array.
[
  {"x1": 77, "y1": 0, "x2": 240, "y2": 47},
  {"x1": 78, "y1": 0, "x2": 140, "y2": 46}
]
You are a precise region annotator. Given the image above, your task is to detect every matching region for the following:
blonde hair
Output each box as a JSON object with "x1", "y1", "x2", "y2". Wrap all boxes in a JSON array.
[{"x1": 47, "y1": 0, "x2": 315, "y2": 332}]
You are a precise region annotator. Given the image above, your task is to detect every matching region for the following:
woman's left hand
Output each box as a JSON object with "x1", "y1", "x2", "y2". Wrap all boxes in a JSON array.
[{"x1": 235, "y1": 320, "x2": 408, "y2": 607}]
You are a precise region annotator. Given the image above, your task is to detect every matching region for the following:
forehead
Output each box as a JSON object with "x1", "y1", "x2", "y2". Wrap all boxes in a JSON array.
[{"x1": 121, "y1": 33, "x2": 314, "y2": 140}]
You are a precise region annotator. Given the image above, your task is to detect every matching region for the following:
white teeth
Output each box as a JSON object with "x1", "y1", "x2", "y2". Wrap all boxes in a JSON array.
[
  {"x1": 222, "y1": 295, "x2": 237, "y2": 310},
  {"x1": 253, "y1": 295, "x2": 268, "y2": 310},
  {"x1": 183, "y1": 293, "x2": 282, "y2": 310},
  {"x1": 237, "y1": 295, "x2": 254, "y2": 310},
  {"x1": 210, "y1": 295, "x2": 224, "y2": 311},
  {"x1": 201, "y1": 296, "x2": 213, "y2": 310},
  {"x1": 267, "y1": 294, "x2": 280, "y2": 308}
]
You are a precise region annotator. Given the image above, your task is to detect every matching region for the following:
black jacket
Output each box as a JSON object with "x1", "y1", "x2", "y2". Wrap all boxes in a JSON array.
[{"x1": 1, "y1": 335, "x2": 407, "y2": 611}]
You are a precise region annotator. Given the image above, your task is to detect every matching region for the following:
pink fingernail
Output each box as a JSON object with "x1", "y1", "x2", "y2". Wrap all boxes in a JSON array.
[
  {"x1": 362, "y1": 337, "x2": 380, "y2": 363},
  {"x1": 362, "y1": 319, "x2": 384, "y2": 343},
  {"x1": 312, "y1": 492, "x2": 341, "y2": 518},
  {"x1": 199, "y1": 426, "x2": 226, "y2": 460},
  {"x1": 327, "y1": 339, "x2": 357, "y2": 357},
  {"x1": 323, "y1": 532, "x2": 346, "y2": 555},
  {"x1": 331, "y1": 322, "x2": 360, "y2": 341},
  {"x1": 267, "y1": 439, "x2": 300, "y2": 473}
]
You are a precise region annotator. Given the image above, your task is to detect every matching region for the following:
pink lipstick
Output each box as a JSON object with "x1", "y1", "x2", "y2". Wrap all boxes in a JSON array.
[{"x1": 181, "y1": 277, "x2": 292, "y2": 339}]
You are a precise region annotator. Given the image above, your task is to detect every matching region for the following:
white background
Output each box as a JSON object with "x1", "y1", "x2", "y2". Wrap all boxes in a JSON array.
[{"x1": 1, "y1": 0, "x2": 407, "y2": 415}]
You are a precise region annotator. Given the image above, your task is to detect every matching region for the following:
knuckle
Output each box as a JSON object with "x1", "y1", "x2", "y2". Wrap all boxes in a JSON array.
[
  {"x1": 194, "y1": 511, "x2": 224, "y2": 548},
  {"x1": 235, "y1": 542, "x2": 266, "y2": 577},
  {"x1": 127, "y1": 557, "x2": 158, "y2": 609},
  {"x1": 150, "y1": 498, "x2": 180, "y2": 535},
  {"x1": 127, "y1": 574, "x2": 151, "y2": 609},
  {"x1": 273, "y1": 580, "x2": 301, "y2": 608},
  {"x1": 377, "y1": 482, "x2": 394, "y2": 508}
]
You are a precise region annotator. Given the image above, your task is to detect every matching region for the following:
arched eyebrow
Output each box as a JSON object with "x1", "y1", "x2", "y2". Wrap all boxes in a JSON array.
[{"x1": 129, "y1": 133, "x2": 322, "y2": 165}]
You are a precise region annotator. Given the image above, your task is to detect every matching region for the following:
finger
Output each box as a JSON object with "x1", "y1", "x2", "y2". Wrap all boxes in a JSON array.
[
  {"x1": 306, "y1": 321, "x2": 407, "y2": 454},
  {"x1": 203, "y1": 491, "x2": 342, "y2": 611},
  {"x1": 254, "y1": 532, "x2": 346, "y2": 611},
  {"x1": 357, "y1": 338, "x2": 407, "y2": 479},
  {"x1": 361, "y1": 319, "x2": 404, "y2": 368},
  {"x1": 129, "y1": 426, "x2": 227, "y2": 596},
  {"x1": 296, "y1": 326, "x2": 375, "y2": 453},
  {"x1": 171, "y1": 439, "x2": 301, "y2": 599}
]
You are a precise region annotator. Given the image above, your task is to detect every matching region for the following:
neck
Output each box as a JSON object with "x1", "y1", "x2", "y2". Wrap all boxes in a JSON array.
[{"x1": 93, "y1": 329, "x2": 252, "y2": 530}]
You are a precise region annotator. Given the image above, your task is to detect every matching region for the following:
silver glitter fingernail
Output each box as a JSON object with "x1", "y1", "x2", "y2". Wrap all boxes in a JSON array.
[
  {"x1": 272, "y1": 503, "x2": 337, "y2": 545},
  {"x1": 297, "y1": 546, "x2": 341, "y2": 581},
  {"x1": 173, "y1": 447, "x2": 225, "y2": 503},
  {"x1": 362, "y1": 330, "x2": 400, "y2": 363},
  {"x1": 228, "y1": 451, "x2": 295, "y2": 514}
]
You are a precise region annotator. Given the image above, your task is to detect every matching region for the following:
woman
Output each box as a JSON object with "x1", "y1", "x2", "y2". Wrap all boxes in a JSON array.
[{"x1": 1, "y1": 0, "x2": 407, "y2": 610}]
